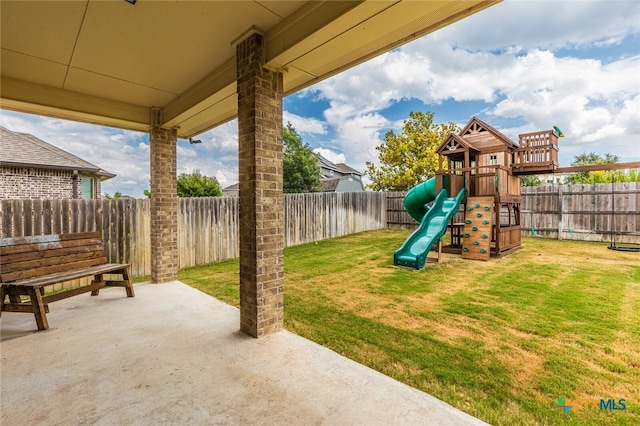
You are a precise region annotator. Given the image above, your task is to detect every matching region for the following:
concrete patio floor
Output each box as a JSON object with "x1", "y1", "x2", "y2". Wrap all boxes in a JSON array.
[{"x1": 1, "y1": 281, "x2": 487, "y2": 425}]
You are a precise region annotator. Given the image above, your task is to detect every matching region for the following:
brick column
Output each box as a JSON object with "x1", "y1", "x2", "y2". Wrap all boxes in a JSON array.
[
  {"x1": 236, "y1": 32, "x2": 284, "y2": 337},
  {"x1": 150, "y1": 124, "x2": 178, "y2": 283}
]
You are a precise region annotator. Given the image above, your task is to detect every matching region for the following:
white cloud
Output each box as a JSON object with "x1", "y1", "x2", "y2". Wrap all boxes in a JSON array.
[
  {"x1": 581, "y1": 124, "x2": 626, "y2": 142},
  {"x1": 422, "y1": 0, "x2": 640, "y2": 52},
  {"x1": 283, "y1": 111, "x2": 327, "y2": 135},
  {"x1": 214, "y1": 169, "x2": 236, "y2": 189},
  {"x1": 615, "y1": 95, "x2": 640, "y2": 134},
  {"x1": 198, "y1": 120, "x2": 238, "y2": 155},
  {"x1": 322, "y1": 111, "x2": 389, "y2": 174},
  {"x1": 173, "y1": 120, "x2": 240, "y2": 189}
]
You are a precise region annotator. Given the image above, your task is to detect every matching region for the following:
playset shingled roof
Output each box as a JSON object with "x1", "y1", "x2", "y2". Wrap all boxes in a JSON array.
[
  {"x1": 436, "y1": 133, "x2": 478, "y2": 155},
  {"x1": 459, "y1": 117, "x2": 518, "y2": 149}
]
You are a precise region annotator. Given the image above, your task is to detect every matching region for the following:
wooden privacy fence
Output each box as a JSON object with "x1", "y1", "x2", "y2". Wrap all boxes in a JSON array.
[
  {"x1": 386, "y1": 192, "x2": 414, "y2": 230},
  {"x1": 521, "y1": 182, "x2": 639, "y2": 243},
  {"x1": 2, "y1": 184, "x2": 636, "y2": 285},
  {"x1": 387, "y1": 183, "x2": 640, "y2": 244},
  {"x1": 0, "y1": 192, "x2": 388, "y2": 279},
  {"x1": 285, "y1": 191, "x2": 386, "y2": 245}
]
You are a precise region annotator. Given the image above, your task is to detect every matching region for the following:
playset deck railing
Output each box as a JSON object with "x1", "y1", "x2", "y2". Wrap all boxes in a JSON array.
[
  {"x1": 512, "y1": 130, "x2": 559, "y2": 174},
  {"x1": 437, "y1": 165, "x2": 521, "y2": 198}
]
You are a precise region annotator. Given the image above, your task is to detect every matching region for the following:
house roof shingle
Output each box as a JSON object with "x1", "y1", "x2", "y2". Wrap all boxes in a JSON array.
[
  {"x1": 0, "y1": 126, "x2": 115, "y2": 179},
  {"x1": 316, "y1": 153, "x2": 363, "y2": 176},
  {"x1": 335, "y1": 163, "x2": 363, "y2": 176}
]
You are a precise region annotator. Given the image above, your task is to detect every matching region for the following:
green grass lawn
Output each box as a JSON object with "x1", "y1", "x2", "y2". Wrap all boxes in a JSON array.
[{"x1": 179, "y1": 230, "x2": 640, "y2": 425}]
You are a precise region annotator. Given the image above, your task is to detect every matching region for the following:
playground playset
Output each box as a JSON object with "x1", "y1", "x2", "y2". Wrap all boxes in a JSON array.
[
  {"x1": 394, "y1": 117, "x2": 640, "y2": 269},
  {"x1": 395, "y1": 117, "x2": 561, "y2": 269}
]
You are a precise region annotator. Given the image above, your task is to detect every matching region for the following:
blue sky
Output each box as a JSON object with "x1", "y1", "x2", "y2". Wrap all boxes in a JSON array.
[{"x1": 2, "y1": 0, "x2": 639, "y2": 198}]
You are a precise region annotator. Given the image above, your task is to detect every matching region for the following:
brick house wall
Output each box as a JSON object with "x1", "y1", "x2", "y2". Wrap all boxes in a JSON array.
[{"x1": 0, "y1": 166, "x2": 101, "y2": 199}]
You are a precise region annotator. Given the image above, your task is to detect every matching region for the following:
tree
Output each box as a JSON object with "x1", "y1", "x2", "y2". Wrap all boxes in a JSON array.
[
  {"x1": 176, "y1": 170, "x2": 222, "y2": 197},
  {"x1": 520, "y1": 175, "x2": 543, "y2": 187},
  {"x1": 365, "y1": 111, "x2": 459, "y2": 191},
  {"x1": 283, "y1": 122, "x2": 321, "y2": 193},
  {"x1": 565, "y1": 152, "x2": 629, "y2": 184},
  {"x1": 104, "y1": 191, "x2": 122, "y2": 200}
]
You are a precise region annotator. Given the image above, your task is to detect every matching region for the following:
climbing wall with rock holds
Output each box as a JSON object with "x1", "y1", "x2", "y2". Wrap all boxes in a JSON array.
[{"x1": 461, "y1": 196, "x2": 494, "y2": 261}]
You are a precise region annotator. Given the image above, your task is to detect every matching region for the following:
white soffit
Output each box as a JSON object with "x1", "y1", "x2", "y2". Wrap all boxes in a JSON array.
[{"x1": 0, "y1": 1, "x2": 500, "y2": 137}]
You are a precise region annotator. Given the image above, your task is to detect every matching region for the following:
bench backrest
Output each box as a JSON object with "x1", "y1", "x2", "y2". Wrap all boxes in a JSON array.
[{"x1": 0, "y1": 232, "x2": 108, "y2": 283}]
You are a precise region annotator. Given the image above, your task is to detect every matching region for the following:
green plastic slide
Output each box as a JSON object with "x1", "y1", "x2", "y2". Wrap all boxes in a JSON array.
[{"x1": 394, "y1": 178, "x2": 467, "y2": 269}]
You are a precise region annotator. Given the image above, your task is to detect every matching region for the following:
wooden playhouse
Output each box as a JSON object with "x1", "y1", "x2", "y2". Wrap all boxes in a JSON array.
[{"x1": 434, "y1": 117, "x2": 559, "y2": 260}]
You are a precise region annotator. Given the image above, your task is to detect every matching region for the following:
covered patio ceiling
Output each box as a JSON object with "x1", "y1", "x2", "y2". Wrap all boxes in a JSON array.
[{"x1": 1, "y1": 0, "x2": 500, "y2": 138}]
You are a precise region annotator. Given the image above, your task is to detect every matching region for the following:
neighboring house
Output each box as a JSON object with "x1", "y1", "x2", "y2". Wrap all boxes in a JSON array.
[
  {"x1": 316, "y1": 154, "x2": 365, "y2": 192},
  {"x1": 0, "y1": 126, "x2": 115, "y2": 200},
  {"x1": 223, "y1": 155, "x2": 365, "y2": 195},
  {"x1": 222, "y1": 183, "x2": 239, "y2": 197}
]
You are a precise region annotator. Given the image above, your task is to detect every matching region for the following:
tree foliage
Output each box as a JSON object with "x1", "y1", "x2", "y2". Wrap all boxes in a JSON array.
[
  {"x1": 176, "y1": 170, "x2": 222, "y2": 197},
  {"x1": 520, "y1": 175, "x2": 543, "y2": 187},
  {"x1": 577, "y1": 152, "x2": 619, "y2": 165},
  {"x1": 365, "y1": 111, "x2": 459, "y2": 191},
  {"x1": 565, "y1": 152, "x2": 639, "y2": 184},
  {"x1": 104, "y1": 191, "x2": 122, "y2": 200},
  {"x1": 283, "y1": 122, "x2": 321, "y2": 193}
]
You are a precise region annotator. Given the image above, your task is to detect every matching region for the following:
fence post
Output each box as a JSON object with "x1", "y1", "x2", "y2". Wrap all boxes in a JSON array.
[{"x1": 557, "y1": 185, "x2": 563, "y2": 240}]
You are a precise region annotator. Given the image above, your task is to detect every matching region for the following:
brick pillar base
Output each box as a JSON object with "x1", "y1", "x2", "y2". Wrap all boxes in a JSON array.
[
  {"x1": 236, "y1": 33, "x2": 284, "y2": 337},
  {"x1": 150, "y1": 125, "x2": 178, "y2": 283}
]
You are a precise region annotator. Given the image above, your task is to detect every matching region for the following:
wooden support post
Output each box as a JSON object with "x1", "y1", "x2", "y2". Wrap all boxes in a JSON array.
[
  {"x1": 494, "y1": 200, "x2": 500, "y2": 254},
  {"x1": 91, "y1": 273, "x2": 104, "y2": 296},
  {"x1": 427, "y1": 241, "x2": 443, "y2": 264},
  {"x1": 28, "y1": 287, "x2": 49, "y2": 330},
  {"x1": 123, "y1": 267, "x2": 135, "y2": 298},
  {"x1": 0, "y1": 286, "x2": 5, "y2": 318}
]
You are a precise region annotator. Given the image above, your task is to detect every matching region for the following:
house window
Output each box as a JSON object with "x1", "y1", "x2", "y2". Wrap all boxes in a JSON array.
[
  {"x1": 82, "y1": 176, "x2": 94, "y2": 199},
  {"x1": 489, "y1": 155, "x2": 498, "y2": 165}
]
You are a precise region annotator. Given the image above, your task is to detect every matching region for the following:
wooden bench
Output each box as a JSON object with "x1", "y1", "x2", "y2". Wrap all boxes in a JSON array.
[{"x1": 0, "y1": 231, "x2": 135, "y2": 330}]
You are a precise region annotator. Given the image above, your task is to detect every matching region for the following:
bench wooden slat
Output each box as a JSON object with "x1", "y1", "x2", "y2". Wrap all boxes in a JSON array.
[
  {"x1": 43, "y1": 280, "x2": 110, "y2": 303},
  {"x1": 1, "y1": 246, "x2": 105, "y2": 274},
  {"x1": 0, "y1": 243, "x2": 104, "y2": 265},
  {"x1": 0, "y1": 236, "x2": 103, "y2": 256},
  {"x1": 0, "y1": 231, "x2": 100, "y2": 247},
  {"x1": 2, "y1": 256, "x2": 109, "y2": 282},
  {"x1": 2, "y1": 303, "x2": 42, "y2": 314},
  {"x1": 4, "y1": 263, "x2": 128, "y2": 287}
]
